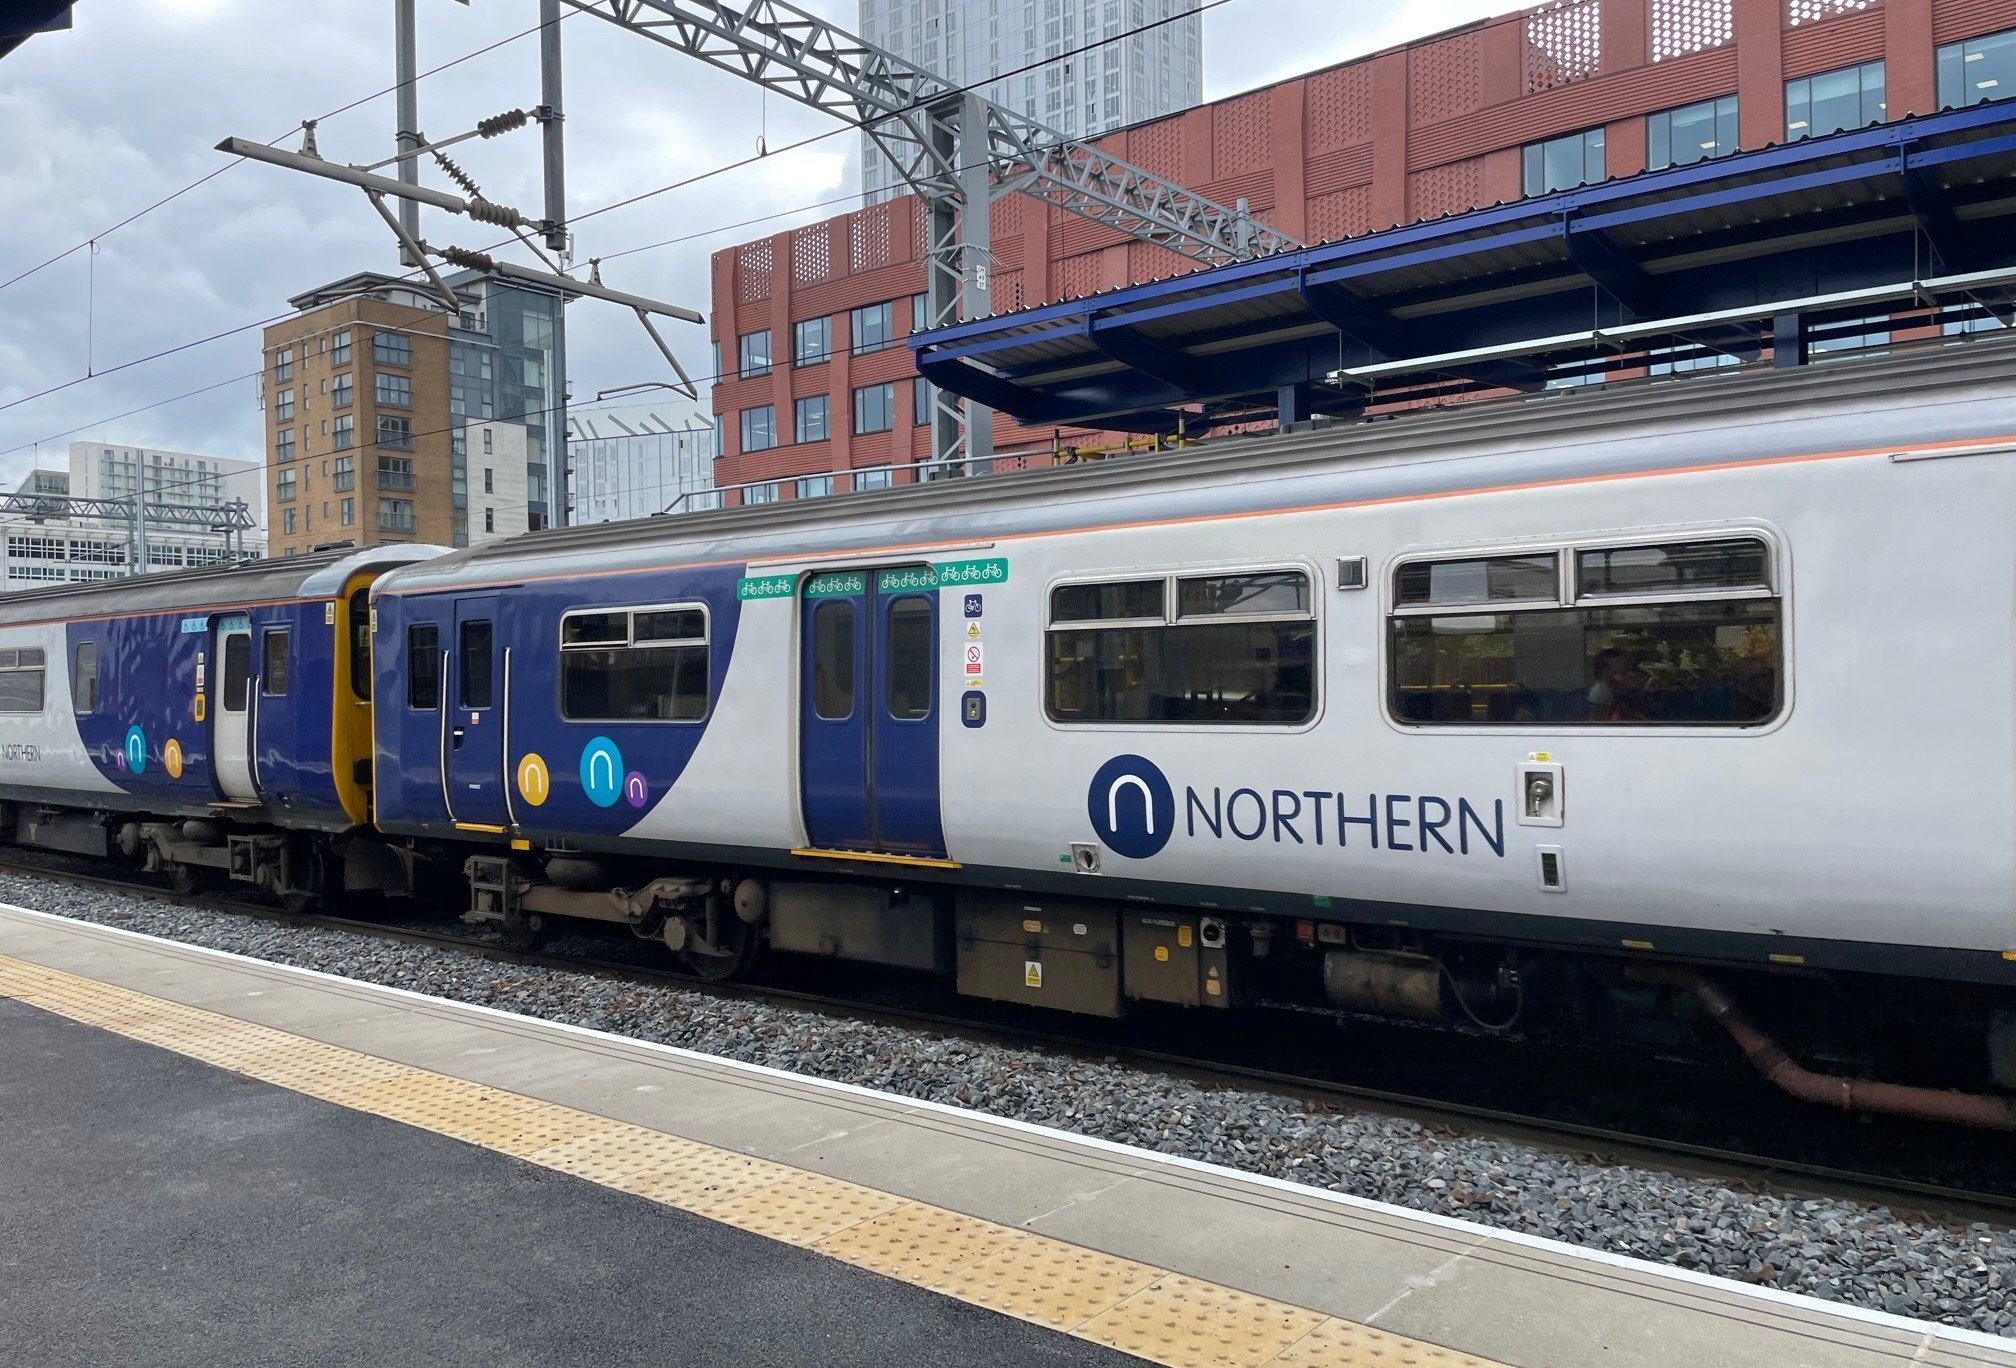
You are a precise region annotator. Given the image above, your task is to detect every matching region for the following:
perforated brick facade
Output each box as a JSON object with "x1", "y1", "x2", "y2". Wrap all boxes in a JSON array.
[{"x1": 711, "y1": 0, "x2": 2016, "y2": 503}]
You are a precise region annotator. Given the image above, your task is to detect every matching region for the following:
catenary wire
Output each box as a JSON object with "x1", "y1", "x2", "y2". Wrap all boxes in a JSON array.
[
  {"x1": 0, "y1": 10, "x2": 582, "y2": 297},
  {"x1": 1, "y1": 0, "x2": 1245, "y2": 442}
]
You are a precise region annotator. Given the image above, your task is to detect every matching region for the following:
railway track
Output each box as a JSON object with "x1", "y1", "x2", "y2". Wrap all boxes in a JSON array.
[{"x1": 3, "y1": 851, "x2": 2013, "y2": 1231}]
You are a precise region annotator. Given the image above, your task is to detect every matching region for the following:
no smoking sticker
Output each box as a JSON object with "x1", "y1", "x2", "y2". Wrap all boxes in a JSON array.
[{"x1": 964, "y1": 642, "x2": 984, "y2": 676}]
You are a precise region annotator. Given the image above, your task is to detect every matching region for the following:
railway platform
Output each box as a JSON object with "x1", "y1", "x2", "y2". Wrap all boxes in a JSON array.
[{"x1": 0, "y1": 901, "x2": 2009, "y2": 1368}]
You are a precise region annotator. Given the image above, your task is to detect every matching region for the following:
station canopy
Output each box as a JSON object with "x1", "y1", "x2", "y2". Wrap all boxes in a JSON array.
[{"x1": 913, "y1": 96, "x2": 2016, "y2": 435}]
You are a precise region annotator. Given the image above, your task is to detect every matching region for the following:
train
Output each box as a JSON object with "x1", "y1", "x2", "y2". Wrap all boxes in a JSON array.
[{"x1": 3, "y1": 338, "x2": 2015, "y2": 1124}]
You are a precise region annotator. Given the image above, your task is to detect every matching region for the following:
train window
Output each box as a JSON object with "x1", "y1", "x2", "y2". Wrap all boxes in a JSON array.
[
  {"x1": 1050, "y1": 579, "x2": 1163, "y2": 624},
  {"x1": 886, "y1": 598, "x2": 933, "y2": 721},
  {"x1": 221, "y1": 636, "x2": 251, "y2": 714},
  {"x1": 1576, "y1": 538, "x2": 1770, "y2": 597},
  {"x1": 407, "y1": 624, "x2": 441, "y2": 710},
  {"x1": 1046, "y1": 570, "x2": 1316, "y2": 725},
  {"x1": 634, "y1": 609, "x2": 705, "y2": 643},
  {"x1": 560, "y1": 612, "x2": 626, "y2": 646},
  {"x1": 348, "y1": 587, "x2": 372, "y2": 700},
  {"x1": 71, "y1": 642, "x2": 98, "y2": 714},
  {"x1": 811, "y1": 600, "x2": 855, "y2": 720},
  {"x1": 262, "y1": 629, "x2": 291, "y2": 697},
  {"x1": 559, "y1": 605, "x2": 708, "y2": 722},
  {"x1": 1177, "y1": 571, "x2": 1311, "y2": 619},
  {"x1": 1390, "y1": 537, "x2": 1781, "y2": 726},
  {"x1": 0, "y1": 647, "x2": 46, "y2": 714},
  {"x1": 459, "y1": 620, "x2": 494, "y2": 710},
  {"x1": 1394, "y1": 553, "x2": 1558, "y2": 609}
]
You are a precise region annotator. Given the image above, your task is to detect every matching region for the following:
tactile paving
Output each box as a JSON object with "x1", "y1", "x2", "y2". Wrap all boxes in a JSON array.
[
  {"x1": 0, "y1": 954, "x2": 1514, "y2": 1368},
  {"x1": 1078, "y1": 1275, "x2": 1330, "y2": 1367}
]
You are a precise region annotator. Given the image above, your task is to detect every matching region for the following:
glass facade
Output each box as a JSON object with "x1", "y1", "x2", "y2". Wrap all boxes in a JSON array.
[{"x1": 448, "y1": 275, "x2": 564, "y2": 544}]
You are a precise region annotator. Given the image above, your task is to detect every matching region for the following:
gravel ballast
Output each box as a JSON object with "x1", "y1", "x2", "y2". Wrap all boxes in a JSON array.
[{"x1": 3, "y1": 872, "x2": 2010, "y2": 1338}]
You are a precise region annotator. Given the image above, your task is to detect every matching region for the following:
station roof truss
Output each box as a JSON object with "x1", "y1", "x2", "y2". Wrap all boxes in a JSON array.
[{"x1": 912, "y1": 97, "x2": 2016, "y2": 435}]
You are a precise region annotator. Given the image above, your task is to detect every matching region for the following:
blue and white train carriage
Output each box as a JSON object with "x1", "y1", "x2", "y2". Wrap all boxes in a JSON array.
[
  {"x1": 368, "y1": 341, "x2": 2016, "y2": 1109},
  {"x1": 0, "y1": 547, "x2": 437, "y2": 898}
]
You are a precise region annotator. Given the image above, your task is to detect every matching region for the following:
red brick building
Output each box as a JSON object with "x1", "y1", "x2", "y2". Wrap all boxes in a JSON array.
[{"x1": 711, "y1": 0, "x2": 2016, "y2": 502}]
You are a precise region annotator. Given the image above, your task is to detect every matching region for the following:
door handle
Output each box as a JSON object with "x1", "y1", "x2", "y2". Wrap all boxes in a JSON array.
[{"x1": 451, "y1": 725, "x2": 466, "y2": 748}]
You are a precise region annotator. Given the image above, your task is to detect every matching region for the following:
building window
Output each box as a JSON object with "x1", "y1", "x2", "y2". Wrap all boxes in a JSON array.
[
  {"x1": 379, "y1": 498, "x2": 416, "y2": 533},
  {"x1": 851, "y1": 301, "x2": 894, "y2": 354},
  {"x1": 793, "y1": 316, "x2": 831, "y2": 365},
  {"x1": 0, "y1": 648, "x2": 47, "y2": 714},
  {"x1": 738, "y1": 330, "x2": 773, "y2": 379},
  {"x1": 274, "y1": 388, "x2": 295, "y2": 423},
  {"x1": 378, "y1": 456, "x2": 415, "y2": 490},
  {"x1": 480, "y1": 467, "x2": 492, "y2": 494},
  {"x1": 1939, "y1": 28, "x2": 2016, "y2": 108},
  {"x1": 273, "y1": 347, "x2": 294, "y2": 382},
  {"x1": 332, "y1": 373, "x2": 352, "y2": 408},
  {"x1": 1522, "y1": 127, "x2": 1606, "y2": 196},
  {"x1": 276, "y1": 469, "x2": 297, "y2": 502},
  {"x1": 374, "y1": 330, "x2": 412, "y2": 367},
  {"x1": 559, "y1": 605, "x2": 709, "y2": 722},
  {"x1": 1046, "y1": 571, "x2": 1316, "y2": 725},
  {"x1": 794, "y1": 394, "x2": 830, "y2": 443},
  {"x1": 330, "y1": 329, "x2": 351, "y2": 366},
  {"x1": 742, "y1": 481, "x2": 780, "y2": 505},
  {"x1": 333, "y1": 415, "x2": 354, "y2": 451},
  {"x1": 1389, "y1": 539, "x2": 1780, "y2": 726},
  {"x1": 377, "y1": 416, "x2": 414, "y2": 450},
  {"x1": 333, "y1": 454, "x2": 355, "y2": 490},
  {"x1": 1786, "y1": 61, "x2": 1885, "y2": 140},
  {"x1": 275, "y1": 430, "x2": 295, "y2": 463},
  {"x1": 482, "y1": 428, "x2": 493, "y2": 454},
  {"x1": 913, "y1": 377, "x2": 934, "y2": 426},
  {"x1": 853, "y1": 465, "x2": 894, "y2": 491},
  {"x1": 484, "y1": 507, "x2": 495, "y2": 533},
  {"x1": 853, "y1": 382, "x2": 895, "y2": 434},
  {"x1": 283, "y1": 508, "x2": 298, "y2": 535},
  {"x1": 739, "y1": 405, "x2": 777, "y2": 452},
  {"x1": 375, "y1": 373, "x2": 412, "y2": 408},
  {"x1": 341, "y1": 497, "x2": 355, "y2": 526},
  {"x1": 910, "y1": 293, "x2": 930, "y2": 332},
  {"x1": 797, "y1": 474, "x2": 835, "y2": 499},
  {"x1": 1647, "y1": 95, "x2": 1737, "y2": 171}
]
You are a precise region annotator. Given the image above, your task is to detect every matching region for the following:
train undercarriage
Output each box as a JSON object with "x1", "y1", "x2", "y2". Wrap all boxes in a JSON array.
[{"x1": 6, "y1": 798, "x2": 2014, "y2": 1129}]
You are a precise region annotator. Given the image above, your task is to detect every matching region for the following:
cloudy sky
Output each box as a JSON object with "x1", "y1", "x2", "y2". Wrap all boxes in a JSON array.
[{"x1": 0, "y1": 0, "x2": 1525, "y2": 503}]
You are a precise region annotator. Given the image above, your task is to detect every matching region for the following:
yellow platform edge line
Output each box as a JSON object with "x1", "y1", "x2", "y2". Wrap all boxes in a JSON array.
[{"x1": 0, "y1": 953, "x2": 1503, "y2": 1368}]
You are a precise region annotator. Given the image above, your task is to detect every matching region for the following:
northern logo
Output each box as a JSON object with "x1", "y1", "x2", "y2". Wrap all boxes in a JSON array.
[{"x1": 1087, "y1": 753, "x2": 1175, "y2": 860}]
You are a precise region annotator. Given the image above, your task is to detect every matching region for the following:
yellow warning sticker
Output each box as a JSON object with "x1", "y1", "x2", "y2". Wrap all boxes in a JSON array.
[
  {"x1": 1177, "y1": 925, "x2": 1193, "y2": 948},
  {"x1": 1024, "y1": 960, "x2": 1042, "y2": 988},
  {"x1": 1154, "y1": 945, "x2": 1169, "y2": 963},
  {"x1": 1021, "y1": 918, "x2": 1043, "y2": 934}
]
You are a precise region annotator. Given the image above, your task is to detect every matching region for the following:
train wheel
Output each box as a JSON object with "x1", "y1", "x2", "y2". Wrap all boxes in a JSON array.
[
  {"x1": 678, "y1": 913, "x2": 755, "y2": 982},
  {"x1": 500, "y1": 912, "x2": 548, "y2": 952},
  {"x1": 166, "y1": 861, "x2": 218, "y2": 896}
]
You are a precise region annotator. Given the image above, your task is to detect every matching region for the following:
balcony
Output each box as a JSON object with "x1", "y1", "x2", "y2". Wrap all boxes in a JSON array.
[
  {"x1": 333, "y1": 471, "x2": 356, "y2": 491},
  {"x1": 378, "y1": 512, "x2": 416, "y2": 534},
  {"x1": 377, "y1": 470, "x2": 416, "y2": 491}
]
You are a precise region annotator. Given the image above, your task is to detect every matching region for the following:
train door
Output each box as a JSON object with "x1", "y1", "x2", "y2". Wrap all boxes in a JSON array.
[
  {"x1": 213, "y1": 615, "x2": 256, "y2": 802},
  {"x1": 798, "y1": 568, "x2": 946, "y2": 857},
  {"x1": 445, "y1": 594, "x2": 508, "y2": 830}
]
